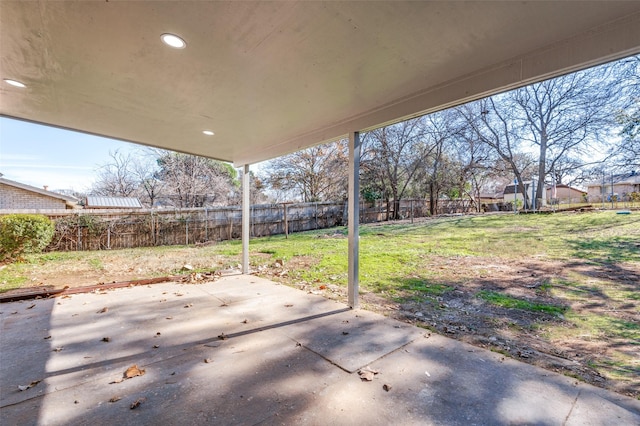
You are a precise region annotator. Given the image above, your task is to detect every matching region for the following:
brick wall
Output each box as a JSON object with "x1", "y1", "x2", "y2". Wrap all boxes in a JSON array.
[{"x1": 0, "y1": 184, "x2": 67, "y2": 209}]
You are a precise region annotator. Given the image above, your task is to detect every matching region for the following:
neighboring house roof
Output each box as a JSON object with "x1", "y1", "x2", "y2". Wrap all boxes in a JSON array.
[
  {"x1": 0, "y1": 177, "x2": 78, "y2": 207},
  {"x1": 546, "y1": 184, "x2": 587, "y2": 194},
  {"x1": 478, "y1": 192, "x2": 503, "y2": 200},
  {"x1": 85, "y1": 196, "x2": 143, "y2": 209},
  {"x1": 503, "y1": 181, "x2": 533, "y2": 194},
  {"x1": 586, "y1": 171, "x2": 640, "y2": 187}
]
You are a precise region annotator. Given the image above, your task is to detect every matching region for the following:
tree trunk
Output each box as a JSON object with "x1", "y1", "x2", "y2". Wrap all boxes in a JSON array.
[{"x1": 429, "y1": 182, "x2": 437, "y2": 216}]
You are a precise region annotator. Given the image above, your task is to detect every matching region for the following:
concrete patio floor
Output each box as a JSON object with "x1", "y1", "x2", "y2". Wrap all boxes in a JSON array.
[{"x1": 1, "y1": 275, "x2": 638, "y2": 425}]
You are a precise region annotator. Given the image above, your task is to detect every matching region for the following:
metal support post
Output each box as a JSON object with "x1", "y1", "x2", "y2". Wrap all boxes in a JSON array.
[
  {"x1": 242, "y1": 164, "x2": 250, "y2": 274},
  {"x1": 348, "y1": 131, "x2": 361, "y2": 308}
]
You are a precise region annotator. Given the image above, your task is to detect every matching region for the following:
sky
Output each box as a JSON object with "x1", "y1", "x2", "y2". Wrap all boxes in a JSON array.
[
  {"x1": 0, "y1": 117, "x2": 155, "y2": 192},
  {"x1": 0, "y1": 116, "x2": 267, "y2": 193}
]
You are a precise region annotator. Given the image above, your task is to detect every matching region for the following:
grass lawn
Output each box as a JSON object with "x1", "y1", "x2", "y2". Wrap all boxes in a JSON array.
[{"x1": 1, "y1": 210, "x2": 639, "y2": 397}]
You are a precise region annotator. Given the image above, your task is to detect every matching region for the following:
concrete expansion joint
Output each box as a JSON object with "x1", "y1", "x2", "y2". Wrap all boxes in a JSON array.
[
  {"x1": 562, "y1": 388, "x2": 582, "y2": 425},
  {"x1": 293, "y1": 339, "x2": 352, "y2": 374}
]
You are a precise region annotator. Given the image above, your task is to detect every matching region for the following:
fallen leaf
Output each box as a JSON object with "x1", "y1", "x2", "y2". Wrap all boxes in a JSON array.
[
  {"x1": 359, "y1": 371, "x2": 376, "y2": 381},
  {"x1": 109, "y1": 396, "x2": 121, "y2": 403},
  {"x1": 17, "y1": 380, "x2": 40, "y2": 391},
  {"x1": 26, "y1": 304, "x2": 36, "y2": 310},
  {"x1": 204, "y1": 358, "x2": 213, "y2": 363},
  {"x1": 241, "y1": 319, "x2": 248, "y2": 324},
  {"x1": 130, "y1": 398, "x2": 146, "y2": 409},
  {"x1": 102, "y1": 337, "x2": 111, "y2": 342},
  {"x1": 166, "y1": 316, "x2": 173, "y2": 320},
  {"x1": 220, "y1": 302, "x2": 229, "y2": 307},
  {"x1": 44, "y1": 335, "x2": 51, "y2": 340},
  {"x1": 342, "y1": 331, "x2": 349, "y2": 335},
  {"x1": 153, "y1": 345, "x2": 159, "y2": 349},
  {"x1": 358, "y1": 366, "x2": 379, "y2": 381},
  {"x1": 184, "y1": 303, "x2": 193, "y2": 308},
  {"x1": 383, "y1": 384, "x2": 392, "y2": 392},
  {"x1": 218, "y1": 333, "x2": 228, "y2": 340},
  {"x1": 124, "y1": 365, "x2": 145, "y2": 379},
  {"x1": 97, "y1": 307, "x2": 108, "y2": 314},
  {"x1": 284, "y1": 304, "x2": 293, "y2": 308},
  {"x1": 110, "y1": 377, "x2": 124, "y2": 384},
  {"x1": 53, "y1": 347, "x2": 63, "y2": 352},
  {"x1": 319, "y1": 285, "x2": 327, "y2": 290}
]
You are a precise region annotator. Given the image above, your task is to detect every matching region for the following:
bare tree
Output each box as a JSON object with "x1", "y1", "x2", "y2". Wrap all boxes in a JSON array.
[
  {"x1": 616, "y1": 111, "x2": 640, "y2": 168},
  {"x1": 156, "y1": 152, "x2": 238, "y2": 208},
  {"x1": 265, "y1": 141, "x2": 348, "y2": 202},
  {"x1": 92, "y1": 149, "x2": 139, "y2": 197},
  {"x1": 611, "y1": 55, "x2": 640, "y2": 168},
  {"x1": 416, "y1": 112, "x2": 460, "y2": 215},
  {"x1": 229, "y1": 170, "x2": 271, "y2": 205},
  {"x1": 510, "y1": 63, "x2": 622, "y2": 203},
  {"x1": 456, "y1": 97, "x2": 535, "y2": 208},
  {"x1": 450, "y1": 115, "x2": 497, "y2": 211},
  {"x1": 361, "y1": 117, "x2": 432, "y2": 219},
  {"x1": 130, "y1": 149, "x2": 165, "y2": 207}
]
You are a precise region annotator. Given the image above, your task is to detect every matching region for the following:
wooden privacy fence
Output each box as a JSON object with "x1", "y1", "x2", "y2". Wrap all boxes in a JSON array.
[
  {"x1": 44, "y1": 203, "x2": 344, "y2": 251},
  {"x1": 1, "y1": 199, "x2": 474, "y2": 251}
]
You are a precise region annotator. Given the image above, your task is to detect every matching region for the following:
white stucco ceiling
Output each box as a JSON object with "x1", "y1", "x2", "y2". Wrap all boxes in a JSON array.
[{"x1": 1, "y1": 1, "x2": 640, "y2": 166}]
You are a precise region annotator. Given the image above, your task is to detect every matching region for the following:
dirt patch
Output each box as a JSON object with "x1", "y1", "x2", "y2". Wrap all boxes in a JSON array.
[
  {"x1": 260, "y1": 255, "x2": 639, "y2": 399},
  {"x1": 2, "y1": 250, "x2": 637, "y2": 399}
]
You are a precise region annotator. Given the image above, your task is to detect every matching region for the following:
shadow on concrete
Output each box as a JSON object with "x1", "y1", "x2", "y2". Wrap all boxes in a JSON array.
[{"x1": 1, "y1": 276, "x2": 639, "y2": 425}]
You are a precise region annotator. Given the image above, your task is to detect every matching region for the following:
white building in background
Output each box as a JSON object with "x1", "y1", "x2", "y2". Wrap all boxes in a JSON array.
[{"x1": 502, "y1": 180, "x2": 546, "y2": 209}]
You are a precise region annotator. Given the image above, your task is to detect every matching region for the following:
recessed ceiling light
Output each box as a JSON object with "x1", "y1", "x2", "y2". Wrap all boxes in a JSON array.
[
  {"x1": 3, "y1": 79, "x2": 26, "y2": 88},
  {"x1": 203, "y1": 130, "x2": 215, "y2": 136},
  {"x1": 161, "y1": 33, "x2": 186, "y2": 49}
]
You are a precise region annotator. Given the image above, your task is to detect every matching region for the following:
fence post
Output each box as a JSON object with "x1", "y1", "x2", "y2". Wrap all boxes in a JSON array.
[
  {"x1": 204, "y1": 208, "x2": 208, "y2": 242},
  {"x1": 77, "y1": 213, "x2": 81, "y2": 251},
  {"x1": 251, "y1": 205, "x2": 255, "y2": 238},
  {"x1": 283, "y1": 203, "x2": 288, "y2": 239},
  {"x1": 410, "y1": 199, "x2": 414, "y2": 223},
  {"x1": 185, "y1": 218, "x2": 189, "y2": 245},
  {"x1": 107, "y1": 225, "x2": 111, "y2": 250}
]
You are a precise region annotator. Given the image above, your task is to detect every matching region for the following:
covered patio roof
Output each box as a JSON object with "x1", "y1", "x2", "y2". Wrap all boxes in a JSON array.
[
  {"x1": 3, "y1": 1, "x2": 640, "y2": 308},
  {"x1": 2, "y1": 1, "x2": 640, "y2": 167}
]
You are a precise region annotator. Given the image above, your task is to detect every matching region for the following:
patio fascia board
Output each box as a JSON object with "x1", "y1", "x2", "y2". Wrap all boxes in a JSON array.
[{"x1": 233, "y1": 11, "x2": 640, "y2": 166}]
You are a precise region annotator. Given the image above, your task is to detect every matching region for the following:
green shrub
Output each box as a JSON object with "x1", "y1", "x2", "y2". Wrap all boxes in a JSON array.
[{"x1": 0, "y1": 214, "x2": 55, "y2": 262}]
